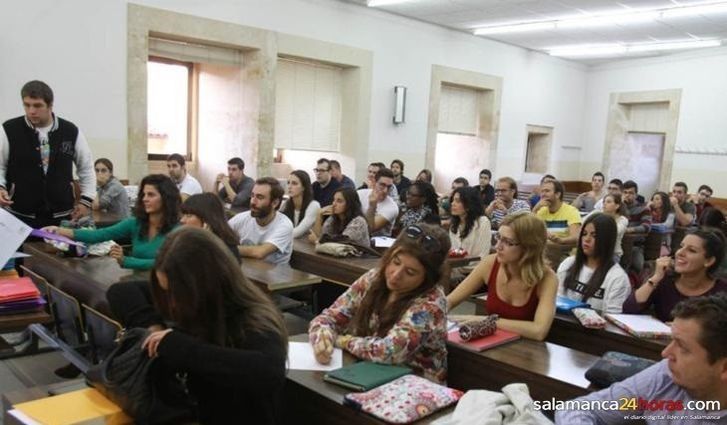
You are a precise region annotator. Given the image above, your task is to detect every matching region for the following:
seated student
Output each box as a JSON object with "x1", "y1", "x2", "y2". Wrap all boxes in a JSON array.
[
  {"x1": 228, "y1": 177, "x2": 293, "y2": 264},
  {"x1": 571, "y1": 172, "x2": 605, "y2": 213},
  {"x1": 390, "y1": 159, "x2": 411, "y2": 202},
  {"x1": 280, "y1": 170, "x2": 320, "y2": 238},
  {"x1": 700, "y1": 208, "x2": 727, "y2": 278},
  {"x1": 447, "y1": 213, "x2": 558, "y2": 341},
  {"x1": 44, "y1": 174, "x2": 180, "y2": 270},
  {"x1": 449, "y1": 186, "x2": 491, "y2": 259},
  {"x1": 592, "y1": 178, "x2": 623, "y2": 211},
  {"x1": 394, "y1": 181, "x2": 440, "y2": 235},
  {"x1": 180, "y1": 193, "x2": 241, "y2": 261},
  {"x1": 535, "y1": 179, "x2": 582, "y2": 246},
  {"x1": 593, "y1": 193, "x2": 628, "y2": 260},
  {"x1": 309, "y1": 224, "x2": 450, "y2": 383},
  {"x1": 528, "y1": 174, "x2": 555, "y2": 210},
  {"x1": 311, "y1": 158, "x2": 340, "y2": 207},
  {"x1": 556, "y1": 294, "x2": 727, "y2": 424},
  {"x1": 692, "y1": 184, "x2": 714, "y2": 222},
  {"x1": 415, "y1": 169, "x2": 433, "y2": 184},
  {"x1": 623, "y1": 228, "x2": 727, "y2": 322},
  {"x1": 309, "y1": 187, "x2": 370, "y2": 247},
  {"x1": 214, "y1": 157, "x2": 254, "y2": 210},
  {"x1": 557, "y1": 213, "x2": 630, "y2": 313},
  {"x1": 649, "y1": 191, "x2": 675, "y2": 232},
  {"x1": 439, "y1": 177, "x2": 469, "y2": 220},
  {"x1": 166, "y1": 153, "x2": 202, "y2": 201},
  {"x1": 485, "y1": 176, "x2": 531, "y2": 229},
  {"x1": 671, "y1": 181, "x2": 696, "y2": 227},
  {"x1": 478, "y1": 169, "x2": 495, "y2": 208},
  {"x1": 329, "y1": 159, "x2": 355, "y2": 189},
  {"x1": 358, "y1": 167, "x2": 399, "y2": 237},
  {"x1": 92, "y1": 158, "x2": 129, "y2": 217},
  {"x1": 359, "y1": 162, "x2": 399, "y2": 201},
  {"x1": 142, "y1": 228, "x2": 287, "y2": 424}
]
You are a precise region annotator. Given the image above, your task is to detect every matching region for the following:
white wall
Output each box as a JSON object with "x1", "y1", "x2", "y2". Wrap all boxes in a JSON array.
[
  {"x1": 0, "y1": 0, "x2": 588, "y2": 185},
  {"x1": 582, "y1": 47, "x2": 727, "y2": 196}
]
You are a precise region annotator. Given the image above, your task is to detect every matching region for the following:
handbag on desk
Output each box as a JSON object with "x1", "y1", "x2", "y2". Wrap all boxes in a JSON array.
[
  {"x1": 85, "y1": 327, "x2": 196, "y2": 425},
  {"x1": 315, "y1": 234, "x2": 381, "y2": 258},
  {"x1": 585, "y1": 351, "x2": 656, "y2": 388}
]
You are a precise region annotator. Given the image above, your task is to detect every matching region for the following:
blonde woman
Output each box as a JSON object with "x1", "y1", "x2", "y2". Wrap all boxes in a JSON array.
[{"x1": 447, "y1": 212, "x2": 558, "y2": 341}]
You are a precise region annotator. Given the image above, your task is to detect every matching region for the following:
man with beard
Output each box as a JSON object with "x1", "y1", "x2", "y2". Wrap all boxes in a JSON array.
[
  {"x1": 556, "y1": 294, "x2": 727, "y2": 424},
  {"x1": 228, "y1": 177, "x2": 293, "y2": 264}
]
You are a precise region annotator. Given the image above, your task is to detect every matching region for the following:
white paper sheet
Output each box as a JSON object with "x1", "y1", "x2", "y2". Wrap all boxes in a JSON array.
[
  {"x1": 288, "y1": 341, "x2": 342, "y2": 371},
  {"x1": 0, "y1": 209, "x2": 32, "y2": 268},
  {"x1": 7, "y1": 409, "x2": 41, "y2": 425},
  {"x1": 371, "y1": 236, "x2": 396, "y2": 248}
]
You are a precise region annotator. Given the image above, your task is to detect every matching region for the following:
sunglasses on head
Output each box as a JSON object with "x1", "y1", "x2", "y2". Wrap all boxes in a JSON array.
[{"x1": 404, "y1": 225, "x2": 442, "y2": 253}]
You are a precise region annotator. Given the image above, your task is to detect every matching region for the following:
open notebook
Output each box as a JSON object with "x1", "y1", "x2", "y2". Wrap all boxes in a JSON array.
[{"x1": 605, "y1": 313, "x2": 672, "y2": 339}]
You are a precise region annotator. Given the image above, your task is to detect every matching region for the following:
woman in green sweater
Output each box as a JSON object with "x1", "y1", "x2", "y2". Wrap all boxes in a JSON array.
[{"x1": 45, "y1": 174, "x2": 180, "y2": 270}]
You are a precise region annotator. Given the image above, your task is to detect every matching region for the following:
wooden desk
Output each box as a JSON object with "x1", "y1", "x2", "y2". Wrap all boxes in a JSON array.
[
  {"x1": 285, "y1": 334, "x2": 453, "y2": 424},
  {"x1": 548, "y1": 313, "x2": 667, "y2": 361},
  {"x1": 92, "y1": 210, "x2": 125, "y2": 228},
  {"x1": 242, "y1": 259, "x2": 322, "y2": 292},
  {"x1": 23, "y1": 242, "x2": 147, "y2": 315}
]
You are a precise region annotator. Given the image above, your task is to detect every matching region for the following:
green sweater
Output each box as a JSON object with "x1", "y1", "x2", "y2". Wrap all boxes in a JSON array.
[{"x1": 74, "y1": 218, "x2": 177, "y2": 270}]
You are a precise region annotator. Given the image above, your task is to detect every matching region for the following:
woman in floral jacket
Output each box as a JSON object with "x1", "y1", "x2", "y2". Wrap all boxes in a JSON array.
[{"x1": 309, "y1": 223, "x2": 451, "y2": 383}]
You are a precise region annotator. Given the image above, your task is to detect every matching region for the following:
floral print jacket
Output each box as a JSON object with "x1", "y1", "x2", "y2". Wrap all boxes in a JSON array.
[{"x1": 309, "y1": 269, "x2": 448, "y2": 383}]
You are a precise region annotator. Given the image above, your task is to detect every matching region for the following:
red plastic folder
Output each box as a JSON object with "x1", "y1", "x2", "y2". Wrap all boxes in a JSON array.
[
  {"x1": 447, "y1": 328, "x2": 520, "y2": 352},
  {"x1": 0, "y1": 277, "x2": 41, "y2": 302}
]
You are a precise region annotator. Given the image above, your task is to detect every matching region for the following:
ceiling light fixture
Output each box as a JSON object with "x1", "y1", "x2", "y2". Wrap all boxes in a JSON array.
[
  {"x1": 367, "y1": 0, "x2": 413, "y2": 7},
  {"x1": 548, "y1": 39, "x2": 722, "y2": 57},
  {"x1": 472, "y1": 1, "x2": 727, "y2": 35}
]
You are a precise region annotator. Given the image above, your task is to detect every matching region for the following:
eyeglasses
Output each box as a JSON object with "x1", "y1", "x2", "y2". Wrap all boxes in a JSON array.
[
  {"x1": 404, "y1": 225, "x2": 442, "y2": 253},
  {"x1": 494, "y1": 233, "x2": 519, "y2": 248},
  {"x1": 313, "y1": 168, "x2": 330, "y2": 173}
]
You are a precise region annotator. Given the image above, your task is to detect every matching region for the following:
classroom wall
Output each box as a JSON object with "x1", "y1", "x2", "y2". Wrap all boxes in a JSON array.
[
  {"x1": 0, "y1": 0, "x2": 587, "y2": 185},
  {"x1": 582, "y1": 47, "x2": 727, "y2": 196}
]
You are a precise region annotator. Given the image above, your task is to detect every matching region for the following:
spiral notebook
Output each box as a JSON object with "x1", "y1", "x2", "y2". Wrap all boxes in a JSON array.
[{"x1": 605, "y1": 313, "x2": 672, "y2": 339}]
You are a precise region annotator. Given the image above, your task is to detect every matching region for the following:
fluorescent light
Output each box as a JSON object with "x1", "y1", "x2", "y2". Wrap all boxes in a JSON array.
[
  {"x1": 548, "y1": 39, "x2": 722, "y2": 57},
  {"x1": 474, "y1": 21, "x2": 555, "y2": 35},
  {"x1": 367, "y1": 0, "x2": 412, "y2": 6},
  {"x1": 473, "y1": 1, "x2": 727, "y2": 35}
]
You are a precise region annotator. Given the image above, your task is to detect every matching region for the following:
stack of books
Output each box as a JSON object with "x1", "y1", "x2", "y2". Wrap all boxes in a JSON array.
[{"x1": 0, "y1": 276, "x2": 46, "y2": 315}]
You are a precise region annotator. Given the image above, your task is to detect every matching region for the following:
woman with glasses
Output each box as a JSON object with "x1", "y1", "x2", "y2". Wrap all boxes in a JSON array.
[
  {"x1": 394, "y1": 181, "x2": 440, "y2": 235},
  {"x1": 309, "y1": 224, "x2": 451, "y2": 383},
  {"x1": 309, "y1": 187, "x2": 369, "y2": 247},
  {"x1": 92, "y1": 158, "x2": 129, "y2": 217},
  {"x1": 44, "y1": 174, "x2": 180, "y2": 270},
  {"x1": 449, "y1": 186, "x2": 491, "y2": 259},
  {"x1": 557, "y1": 213, "x2": 630, "y2": 313},
  {"x1": 280, "y1": 170, "x2": 320, "y2": 238},
  {"x1": 447, "y1": 212, "x2": 557, "y2": 341}
]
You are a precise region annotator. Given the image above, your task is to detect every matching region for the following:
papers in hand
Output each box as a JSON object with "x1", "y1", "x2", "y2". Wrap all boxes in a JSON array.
[
  {"x1": 288, "y1": 341, "x2": 343, "y2": 371},
  {"x1": 371, "y1": 236, "x2": 396, "y2": 248}
]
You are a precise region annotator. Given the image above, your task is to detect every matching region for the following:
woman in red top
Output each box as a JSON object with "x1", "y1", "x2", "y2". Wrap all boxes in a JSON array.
[{"x1": 447, "y1": 212, "x2": 558, "y2": 340}]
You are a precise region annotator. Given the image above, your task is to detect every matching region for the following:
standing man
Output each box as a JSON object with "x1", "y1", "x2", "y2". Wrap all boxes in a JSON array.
[
  {"x1": 485, "y1": 177, "x2": 531, "y2": 229},
  {"x1": 215, "y1": 157, "x2": 254, "y2": 210},
  {"x1": 671, "y1": 182, "x2": 696, "y2": 227},
  {"x1": 572, "y1": 172, "x2": 605, "y2": 213},
  {"x1": 228, "y1": 177, "x2": 293, "y2": 264},
  {"x1": 0, "y1": 80, "x2": 95, "y2": 228},
  {"x1": 166, "y1": 153, "x2": 202, "y2": 201},
  {"x1": 311, "y1": 158, "x2": 340, "y2": 207},
  {"x1": 330, "y1": 160, "x2": 355, "y2": 189},
  {"x1": 390, "y1": 159, "x2": 411, "y2": 202},
  {"x1": 358, "y1": 168, "x2": 399, "y2": 237}
]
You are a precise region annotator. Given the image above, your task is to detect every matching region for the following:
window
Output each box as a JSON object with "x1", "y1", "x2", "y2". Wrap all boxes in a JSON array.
[
  {"x1": 438, "y1": 84, "x2": 479, "y2": 136},
  {"x1": 275, "y1": 58, "x2": 343, "y2": 151},
  {"x1": 147, "y1": 57, "x2": 192, "y2": 160}
]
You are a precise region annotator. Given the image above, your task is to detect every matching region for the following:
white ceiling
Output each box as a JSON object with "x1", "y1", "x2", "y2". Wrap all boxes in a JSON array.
[{"x1": 343, "y1": 0, "x2": 727, "y2": 64}]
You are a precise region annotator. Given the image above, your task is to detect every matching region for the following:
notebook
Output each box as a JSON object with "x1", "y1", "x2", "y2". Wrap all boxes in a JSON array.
[
  {"x1": 12, "y1": 387, "x2": 132, "y2": 425},
  {"x1": 605, "y1": 313, "x2": 672, "y2": 339},
  {"x1": 0, "y1": 277, "x2": 41, "y2": 303},
  {"x1": 0, "y1": 297, "x2": 46, "y2": 315},
  {"x1": 323, "y1": 362, "x2": 412, "y2": 392},
  {"x1": 344, "y1": 375, "x2": 463, "y2": 424},
  {"x1": 556, "y1": 296, "x2": 590, "y2": 314},
  {"x1": 447, "y1": 328, "x2": 520, "y2": 352}
]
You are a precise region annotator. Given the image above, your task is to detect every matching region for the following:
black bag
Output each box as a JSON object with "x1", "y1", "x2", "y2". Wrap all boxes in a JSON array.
[
  {"x1": 85, "y1": 328, "x2": 196, "y2": 425},
  {"x1": 585, "y1": 351, "x2": 656, "y2": 388}
]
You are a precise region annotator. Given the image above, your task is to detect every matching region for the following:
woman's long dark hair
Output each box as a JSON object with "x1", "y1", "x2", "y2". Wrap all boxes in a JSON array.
[
  {"x1": 349, "y1": 224, "x2": 451, "y2": 337},
  {"x1": 181, "y1": 193, "x2": 239, "y2": 247},
  {"x1": 410, "y1": 181, "x2": 440, "y2": 218},
  {"x1": 151, "y1": 227, "x2": 287, "y2": 349},
  {"x1": 328, "y1": 187, "x2": 364, "y2": 235},
  {"x1": 449, "y1": 186, "x2": 484, "y2": 240},
  {"x1": 651, "y1": 191, "x2": 673, "y2": 223},
  {"x1": 564, "y1": 213, "x2": 617, "y2": 301},
  {"x1": 134, "y1": 174, "x2": 180, "y2": 239},
  {"x1": 280, "y1": 170, "x2": 314, "y2": 225}
]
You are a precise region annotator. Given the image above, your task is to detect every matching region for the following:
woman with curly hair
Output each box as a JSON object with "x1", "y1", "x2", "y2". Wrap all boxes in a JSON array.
[
  {"x1": 45, "y1": 174, "x2": 180, "y2": 270},
  {"x1": 449, "y1": 186, "x2": 491, "y2": 258},
  {"x1": 394, "y1": 181, "x2": 440, "y2": 234},
  {"x1": 309, "y1": 224, "x2": 451, "y2": 383}
]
